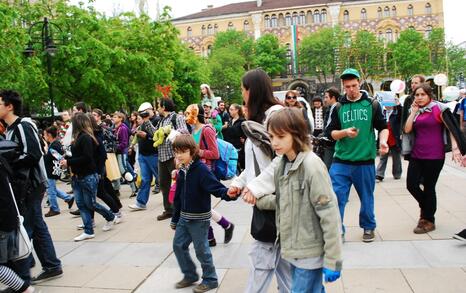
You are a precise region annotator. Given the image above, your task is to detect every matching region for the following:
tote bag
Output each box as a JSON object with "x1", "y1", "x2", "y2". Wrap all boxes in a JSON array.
[{"x1": 105, "y1": 153, "x2": 121, "y2": 181}]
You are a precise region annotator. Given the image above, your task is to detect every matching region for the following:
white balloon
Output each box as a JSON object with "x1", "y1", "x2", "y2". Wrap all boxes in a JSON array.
[
  {"x1": 443, "y1": 86, "x2": 460, "y2": 102},
  {"x1": 390, "y1": 79, "x2": 406, "y2": 93},
  {"x1": 124, "y1": 172, "x2": 134, "y2": 182},
  {"x1": 433, "y1": 74, "x2": 448, "y2": 86}
]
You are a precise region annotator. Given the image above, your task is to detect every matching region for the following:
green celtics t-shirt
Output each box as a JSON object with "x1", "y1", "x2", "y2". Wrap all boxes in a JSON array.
[{"x1": 335, "y1": 98, "x2": 376, "y2": 162}]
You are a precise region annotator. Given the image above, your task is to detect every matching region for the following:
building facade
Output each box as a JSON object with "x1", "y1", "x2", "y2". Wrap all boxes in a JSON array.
[{"x1": 173, "y1": 0, "x2": 443, "y2": 57}]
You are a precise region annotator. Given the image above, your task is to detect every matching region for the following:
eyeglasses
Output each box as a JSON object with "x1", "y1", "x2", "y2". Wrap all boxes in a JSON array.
[{"x1": 285, "y1": 96, "x2": 297, "y2": 100}]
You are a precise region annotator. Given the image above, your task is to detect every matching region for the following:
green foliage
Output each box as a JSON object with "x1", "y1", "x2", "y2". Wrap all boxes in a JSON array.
[
  {"x1": 212, "y1": 30, "x2": 254, "y2": 70},
  {"x1": 447, "y1": 43, "x2": 466, "y2": 85},
  {"x1": 427, "y1": 28, "x2": 446, "y2": 73},
  {"x1": 253, "y1": 34, "x2": 287, "y2": 77}
]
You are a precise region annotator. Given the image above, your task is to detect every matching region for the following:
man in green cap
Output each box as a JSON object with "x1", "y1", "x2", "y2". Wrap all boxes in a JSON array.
[{"x1": 325, "y1": 68, "x2": 389, "y2": 242}]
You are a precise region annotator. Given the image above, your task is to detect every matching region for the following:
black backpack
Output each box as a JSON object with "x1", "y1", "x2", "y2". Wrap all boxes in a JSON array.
[{"x1": 101, "y1": 126, "x2": 117, "y2": 153}]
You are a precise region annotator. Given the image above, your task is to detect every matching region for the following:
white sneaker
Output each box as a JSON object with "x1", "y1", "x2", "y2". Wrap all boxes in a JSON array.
[
  {"x1": 102, "y1": 218, "x2": 116, "y2": 232},
  {"x1": 77, "y1": 222, "x2": 96, "y2": 230},
  {"x1": 114, "y1": 212, "x2": 123, "y2": 224},
  {"x1": 128, "y1": 203, "x2": 147, "y2": 210},
  {"x1": 74, "y1": 233, "x2": 95, "y2": 242}
]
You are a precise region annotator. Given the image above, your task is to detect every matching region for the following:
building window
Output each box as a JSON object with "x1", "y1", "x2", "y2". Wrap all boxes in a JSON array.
[
  {"x1": 384, "y1": 6, "x2": 390, "y2": 18},
  {"x1": 214, "y1": 24, "x2": 218, "y2": 34},
  {"x1": 409, "y1": 25, "x2": 415, "y2": 30},
  {"x1": 391, "y1": 6, "x2": 397, "y2": 17},
  {"x1": 271, "y1": 14, "x2": 278, "y2": 27},
  {"x1": 361, "y1": 8, "x2": 367, "y2": 20},
  {"x1": 264, "y1": 15, "x2": 270, "y2": 28},
  {"x1": 425, "y1": 3, "x2": 432, "y2": 14},
  {"x1": 207, "y1": 24, "x2": 213, "y2": 35},
  {"x1": 425, "y1": 25, "x2": 432, "y2": 37},
  {"x1": 408, "y1": 4, "x2": 413, "y2": 16},
  {"x1": 227, "y1": 22, "x2": 234, "y2": 30},
  {"x1": 187, "y1": 26, "x2": 192, "y2": 37},
  {"x1": 307, "y1": 11, "x2": 313, "y2": 24},
  {"x1": 378, "y1": 31, "x2": 383, "y2": 41},
  {"x1": 285, "y1": 12, "x2": 292, "y2": 26},
  {"x1": 278, "y1": 13, "x2": 285, "y2": 26},
  {"x1": 321, "y1": 9, "x2": 327, "y2": 23},
  {"x1": 201, "y1": 25, "x2": 206, "y2": 36},
  {"x1": 243, "y1": 20, "x2": 250, "y2": 31},
  {"x1": 207, "y1": 45, "x2": 212, "y2": 56},
  {"x1": 377, "y1": 7, "x2": 382, "y2": 19},
  {"x1": 386, "y1": 28, "x2": 393, "y2": 42},
  {"x1": 299, "y1": 11, "x2": 306, "y2": 25},
  {"x1": 292, "y1": 12, "x2": 298, "y2": 25},
  {"x1": 343, "y1": 10, "x2": 349, "y2": 23},
  {"x1": 313, "y1": 10, "x2": 320, "y2": 23}
]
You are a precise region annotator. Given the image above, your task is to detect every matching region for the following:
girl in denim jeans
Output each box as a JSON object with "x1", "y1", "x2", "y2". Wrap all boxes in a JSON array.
[{"x1": 61, "y1": 113, "x2": 116, "y2": 242}]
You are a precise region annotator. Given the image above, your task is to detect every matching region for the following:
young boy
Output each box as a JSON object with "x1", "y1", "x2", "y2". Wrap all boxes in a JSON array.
[
  {"x1": 44, "y1": 126, "x2": 74, "y2": 217},
  {"x1": 170, "y1": 134, "x2": 235, "y2": 293}
]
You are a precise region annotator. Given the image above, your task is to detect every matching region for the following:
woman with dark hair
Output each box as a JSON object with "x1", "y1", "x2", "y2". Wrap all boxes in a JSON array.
[
  {"x1": 404, "y1": 84, "x2": 466, "y2": 234},
  {"x1": 229, "y1": 68, "x2": 291, "y2": 292},
  {"x1": 284, "y1": 90, "x2": 313, "y2": 134},
  {"x1": 222, "y1": 103, "x2": 246, "y2": 171},
  {"x1": 61, "y1": 113, "x2": 117, "y2": 241},
  {"x1": 128, "y1": 111, "x2": 139, "y2": 167}
]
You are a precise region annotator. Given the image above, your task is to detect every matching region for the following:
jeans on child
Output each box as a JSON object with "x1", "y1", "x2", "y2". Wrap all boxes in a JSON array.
[
  {"x1": 47, "y1": 178, "x2": 72, "y2": 212},
  {"x1": 290, "y1": 265, "x2": 325, "y2": 293},
  {"x1": 172, "y1": 218, "x2": 217, "y2": 286}
]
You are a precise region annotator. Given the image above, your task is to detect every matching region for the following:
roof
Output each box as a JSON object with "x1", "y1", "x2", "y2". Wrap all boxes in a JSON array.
[{"x1": 173, "y1": 0, "x2": 356, "y2": 22}]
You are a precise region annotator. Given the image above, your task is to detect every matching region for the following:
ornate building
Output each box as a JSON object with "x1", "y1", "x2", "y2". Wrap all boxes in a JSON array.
[{"x1": 173, "y1": 0, "x2": 444, "y2": 57}]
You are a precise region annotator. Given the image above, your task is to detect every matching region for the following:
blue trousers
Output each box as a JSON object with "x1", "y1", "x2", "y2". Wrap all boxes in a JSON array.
[
  {"x1": 173, "y1": 218, "x2": 218, "y2": 286},
  {"x1": 136, "y1": 154, "x2": 159, "y2": 206},
  {"x1": 290, "y1": 265, "x2": 325, "y2": 293},
  {"x1": 330, "y1": 162, "x2": 376, "y2": 233},
  {"x1": 47, "y1": 178, "x2": 72, "y2": 212}
]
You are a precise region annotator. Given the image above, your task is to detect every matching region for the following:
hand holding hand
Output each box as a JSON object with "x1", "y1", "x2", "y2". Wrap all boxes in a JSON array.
[
  {"x1": 323, "y1": 268, "x2": 341, "y2": 283},
  {"x1": 227, "y1": 186, "x2": 241, "y2": 198},
  {"x1": 242, "y1": 189, "x2": 257, "y2": 205}
]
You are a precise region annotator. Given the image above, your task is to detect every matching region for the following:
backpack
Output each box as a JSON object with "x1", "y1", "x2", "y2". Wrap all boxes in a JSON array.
[
  {"x1": 101, "y1": 126, "x2": 117, "y2": 153},
  {"x1": 202, "y1": 134, "x2": 238, "y2": 180}
]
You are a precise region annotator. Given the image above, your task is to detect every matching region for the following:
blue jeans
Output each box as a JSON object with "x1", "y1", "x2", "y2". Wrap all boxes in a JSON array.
[
  {"x1": 330, "y1": 162, "x2": 376, "y2": 233},
  {"x1": 290, "y1": 265, "x2": 325, "y2": 293},
  {"x1": 72, "y1": 174, "x2": 114, "y2": 235},
  {"x1": 47, "y1": 178, "x2": 72, "y2": 212},
  {"x1": 173, "y1": 218, "x2": 218, "y2": 286},
  {"x1": 136, "y1": 154, "x2": 159, "y2": 206}
]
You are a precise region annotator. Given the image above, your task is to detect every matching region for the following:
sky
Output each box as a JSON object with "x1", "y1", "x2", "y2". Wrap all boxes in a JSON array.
[{"x1": 70, "y1": 0, "x2": 465, "y2": 45}]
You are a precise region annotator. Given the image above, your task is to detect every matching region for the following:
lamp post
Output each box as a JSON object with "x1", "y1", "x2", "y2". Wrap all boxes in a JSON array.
[{"x1": 23, "y1": 17, "x2": 64, "y2": 121}]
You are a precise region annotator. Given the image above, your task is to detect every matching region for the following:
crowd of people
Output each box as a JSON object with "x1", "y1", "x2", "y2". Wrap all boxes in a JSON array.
[{"x1": 0, "y1": 67, "x2": 466, "y2": 293}]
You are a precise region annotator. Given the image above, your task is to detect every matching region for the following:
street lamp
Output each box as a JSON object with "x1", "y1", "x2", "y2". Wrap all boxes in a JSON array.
[{"x1": 23, "y1": 17, "x2": 64, "y2": 121}]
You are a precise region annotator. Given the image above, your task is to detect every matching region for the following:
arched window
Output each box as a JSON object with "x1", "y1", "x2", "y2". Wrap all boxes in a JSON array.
[
  {"x1": 384, "y1": 6, "x2": 390, "y2": 18},
  {"x1": 285, "y1": 12, "x2": 292, "y2": 26},
  {"x1": 214, "y1": 24, "x2": 218, "y2": 34},
  {"x1": 377, "y1": 7, "x2": 382, "y2": 19},
  {"x1": 187, "y1": 26, "x2": 192, "y2": 37},
  {"x1": 227, "y1": 22, "x2": 234, "y2": 30},
  {"x1": 361, "y1": 8, "x2": 367, "y2": 20},
  {"x1": 264, "y1": 15, "x2": 270, "y2": 28},
  {"x1": 278, "y1": 13, "x2": 285, "y2": 26},
  {"x1": 378, "y1": 31, "x2": 383, "y2": 41},
  {"x1": 391, "y1": 6, "x2": 397, "y2": 17},
  {"x1": 425, "y1": 25, "x2": 433, "y2": 37},
  {"x1": 313, "y1": 10, "x2": 320, "y2": 23},
  {"x1": 386, "y1": 28, "x2": 393, "y2": 42},
  {"x1": 201, "y1": 25, "x2": 206, "y2": 36},
  {"x1": 321, "y1": 9, "x2": 327, "y2": 23},
  {"x1": 307, "y1": 11, "x2": 313, "y2": 24},
  {"x1": 408, "y1": 4, "x2": 414, "y2": 16},
  {"x1": 299, "y1": 11, "x2": 306, "y2": 25},
  {"x1": 292, "y1": 12, "x2": 298, "y2": 25},
  {"x1": 271, "y1": 14, "x2": 278, "y2": 27},
  {"x1": 409, "y1": 25, "x2": 415, "y2": 30},
  {"x1": 425, "y1": 3, "x2": 432, "y2": 14},
  {"x1": 207, "y1": 24, "x2": 213, "y2": 35},
  {"x1": 343, "y1": 10, "x2": 349, "y2": 23},
  {"x1": 207, "y1": 45, "x2": 212, "y2": 56},
  {"x1": 243, "y1": 20, "x2": 250, "y2": 31}
]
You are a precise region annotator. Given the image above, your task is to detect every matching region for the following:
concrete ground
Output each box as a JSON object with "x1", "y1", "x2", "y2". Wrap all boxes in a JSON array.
[{"x1": 17, "y1": 157, "x2": 466, "y2": 292}]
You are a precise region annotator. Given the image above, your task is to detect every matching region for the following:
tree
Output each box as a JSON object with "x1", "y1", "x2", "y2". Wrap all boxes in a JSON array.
[
  {"x1": 446, "y1": 43, "x2": 466, "y2": 85},
  {"x1": 212, "y1": 30, "x2": 254, "y2": 70},
  {"x1": 427, "y1": 28, "x2": 446, "y2": 73},
  {"x1": 253, "y1": 34, "x2": 287, "y2": 77},
  {"x1": 389, "y1": 29, "x2": 431, "y2": 80}
]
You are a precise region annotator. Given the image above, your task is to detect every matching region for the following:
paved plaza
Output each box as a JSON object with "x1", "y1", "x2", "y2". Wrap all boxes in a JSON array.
[{"x1": 22, "y1": 157, "x2": 466, "y2": 292}]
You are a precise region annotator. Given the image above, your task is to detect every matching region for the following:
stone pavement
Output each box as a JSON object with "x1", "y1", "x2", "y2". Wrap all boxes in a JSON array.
[{"x1": 15, "y1": 158, "x2": 466, "y2": 292}]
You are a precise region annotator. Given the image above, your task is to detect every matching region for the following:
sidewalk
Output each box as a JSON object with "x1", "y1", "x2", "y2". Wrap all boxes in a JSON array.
[{"x1": 23, "y1": 157, "x2": 466, "y2": 292}]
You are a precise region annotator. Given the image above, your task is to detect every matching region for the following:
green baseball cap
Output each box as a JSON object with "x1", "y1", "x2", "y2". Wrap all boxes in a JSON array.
[{"x1": 340, "y1": 68, "x2": 360, "y2": 80}]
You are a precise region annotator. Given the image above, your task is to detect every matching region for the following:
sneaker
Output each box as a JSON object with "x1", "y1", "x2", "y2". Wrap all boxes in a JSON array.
[
  {"x1": 44, "y1": 210, "x2": 60, "y2": 217},
  {"x1": 394, "y1": 176, "x2": 401, "y2": 180},
  {"x1": 67, "y1": 197, "x2": 75, "y2": 209},
  {"x1": 77, "y1": 221, "x2": 96, "y2": 230},
  {"x1": 156, "y1": 211, "x2": 172, "y2": 221},
  {"x1": 74, "y1": 232, "x2": 95, "y2": 242},
  {"x1": 192, "y1": 283, "x2": 218, "y2": 293},
  {"x1": 129, "y1": 192, "x2": 137, "y2": 198},
  {"x1": 175, "y1": 277, "x2": 199, "y2": 289},
  {"x1": 208, "y1": 238, "x2": 217, "y2": 247},
  {"x1": 153, "y1": 185, "x2": 160, "y2": 194},
  {"x1": 102, "y1": 218, "x2": 116, "y2": 232},
  {"x1": 375, "y1": 175, "x2": 384, "y2": 183},
  {"x1": 453, "y1": 229, "x2": 466, "y2": 242},
  {"x1": 362, "y1": 229, "x2": 375, "y2": 242},
  {"x1": 128, "y1": 203, "x2": 147, "y2": 211},
  {"x1": 224, "y1": 223, "x2": 235, "y2": 244},
  {"x1": 69, "y1": 209, "x2": 80, "y2": 216},
  {"x1": 114, "y1": 212, "x2": 123, "y2": 224},
  {"x1": 31, "y1": 268, "x2": 63, "y2": 284}
]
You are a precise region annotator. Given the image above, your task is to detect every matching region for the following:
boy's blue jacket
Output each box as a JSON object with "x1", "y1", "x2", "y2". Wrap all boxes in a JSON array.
[{"x1": 171, "y1": 159, "x2": 234, "y2": 227}]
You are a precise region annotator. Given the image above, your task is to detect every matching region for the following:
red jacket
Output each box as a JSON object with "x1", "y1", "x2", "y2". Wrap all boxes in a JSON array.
[{"x1": 199, "y1": 124, "x2": 219, "y2": 170}]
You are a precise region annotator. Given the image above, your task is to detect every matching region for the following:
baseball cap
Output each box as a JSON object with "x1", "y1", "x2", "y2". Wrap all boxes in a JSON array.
[
  {"x1": 203, "y1": 101, "x2": 212, "y2": 108},
  {"x1": 138, "y1": 102, "x2": 153, "y2": 112},
  {"x1": 340, "y1": 68, "x2": 360, "y2": 80}
]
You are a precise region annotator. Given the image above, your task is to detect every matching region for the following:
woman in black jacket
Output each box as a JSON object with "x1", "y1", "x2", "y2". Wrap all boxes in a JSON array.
[
  {"x1": 61, "y1": 113, "x2": 116, "y2": 242},
  {"x1": 222, "y1": 103, "x2": 246, "y2": 171}
]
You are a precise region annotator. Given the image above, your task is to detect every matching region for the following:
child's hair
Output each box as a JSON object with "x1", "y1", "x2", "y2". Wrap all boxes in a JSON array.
[
  {"x1": 172, "y1": 134, "x2": 199, "y2": 158},
  {"x1": 113, "y1": 111, "x2": 126, "y2": 120},
  {"x1": 45, "y1": 125, "x2": 58, "y2": 138},
  {"x1": 267, "y1": 107, "x2": 311, "y2": 153}
]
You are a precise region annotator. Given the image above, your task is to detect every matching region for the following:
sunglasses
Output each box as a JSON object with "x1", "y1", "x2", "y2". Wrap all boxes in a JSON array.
[{"x1": 286, "y1": 96, "x2": 297, "y2": 100}]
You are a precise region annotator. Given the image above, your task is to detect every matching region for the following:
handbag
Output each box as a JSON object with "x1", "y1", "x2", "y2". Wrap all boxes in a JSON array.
[
  {"x1": 249, "y1": 149, "x2": 277, "y2": 243},
  {"x1": 7, "y1": 176, "x2": 33, "y2": 261},
  {"x1": 105, "y1": 152, "x2": 121, "y2": 181}
]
